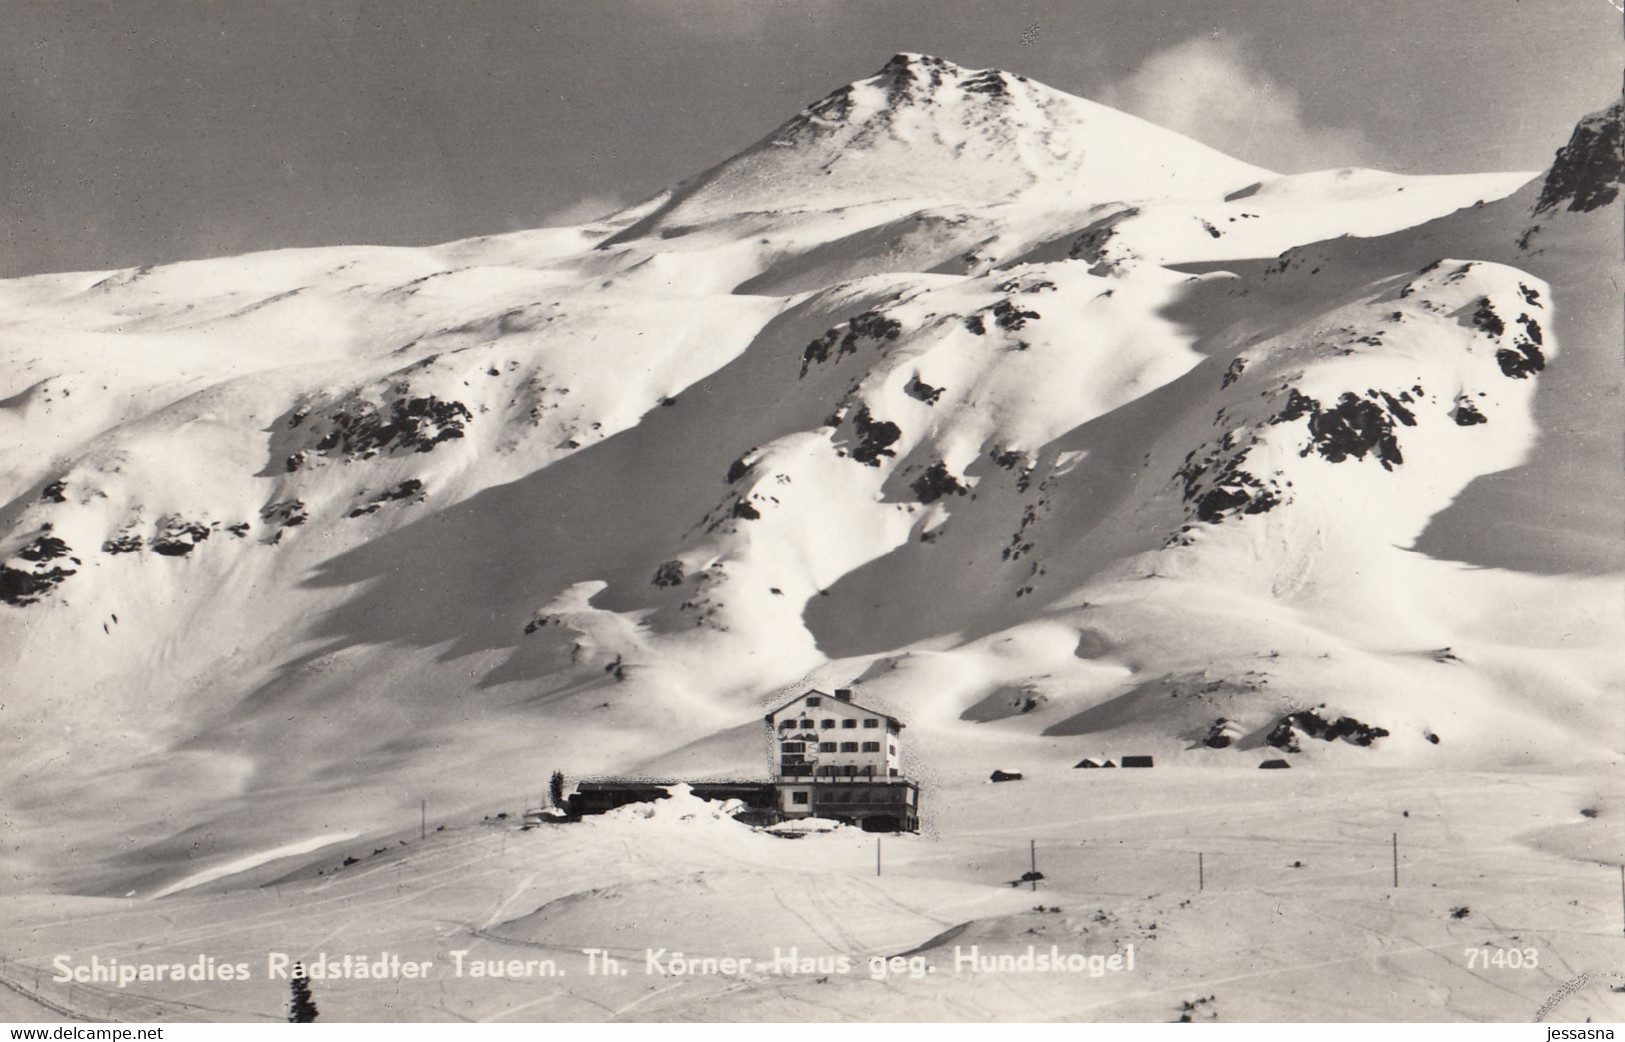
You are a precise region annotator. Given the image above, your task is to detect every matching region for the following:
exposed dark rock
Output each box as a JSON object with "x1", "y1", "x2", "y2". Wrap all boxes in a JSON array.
[
  {"x1": 151, "y1": 517, "x2": 212, "y2": 556},
  {"x1": 17, "y1": 536, "x2": 72, "y2": 562},
  {"x1": 996, "y1": 276, "x2": 1057, "y2": 294},
  {"x1": 1175, "y1": 444, "x2": 1282, "y2": 525},
  {"x1": 1203, "y1": 718, "x2": 1237, "y2": 749},
  {"x1": 800, "y1": 310, "x2": 903, "y2": 377},
  {"x1": 1067, "y1": 207, "x2": 1140, "y2": 274},
  {"x1": 990, "y1": 448, "x2": 1025, "y2": 471},
  {"x1": 1195, "y1": 487, "x2": 1252, "y2": 523},
  {"x1": 1517, "y1": 313, "x2": 1544, "y2": 346},
  {"x1": 1279, "y1": 390, "x2": 1405, "y2": 471},
  {"x1": 2, "y1": 535, "x2": 79, "y2": 605},
  {"x1": 1264, "y1": 720, "x2": 1301, "y2": 753},
  {"x1": 848, "y1": 407, "x2": 901, "y2": 466},
  {"x1": 379, "y1": 479, "x2": 423, "y2": 501},
  {"x1": 1377, "y1": 391, "x2": 1416, "y2": 427},
  {"x1": 1263, "y1": 250, "x2": 1298, "y2": 276},
  {"x1": 725, "y1": 450, "x2": 756, "y2": 484},
  {"x1": 1452, "y1": 400, "x2": 1488, "y2": 426},
  {"x1": 1470, "y1": 298, "x2": 1505, "y2": 338},
  {"x1": 1273, "y1": 389, "x2": 1319, "y2": 424},
  {"x1": 960, "y1": 68, "x2": 1009, "y2": 97},
  {"x1": 911, "y1": 461, "x2": 967, "y2": 504},
  {"x1": 652, "y1": 560, "x2": 686, "y2": 587},
  {"x1": 1496, "y1": 343, "x2": 1545, "y2": 379},
  {"x1": 1221, "y1": 357, "x2": 1247, "y2": 389},
  {"x1": 1267, "y1": 707, "x2": 1391, "y2": 751},
  {"x1": 904, "y1": 375, "x2": 943, "y2": 404},
  {"x1": 991, "y1": 299, "x2": 1040, "y2": 331},
  {"x1": 1496, "y1": 312, "x2": 1547, "y2": 379},
  {"x1": 1443, "y1": 261, "x2": 1477, "y2": 285},
  {"x1": 963, "y1": 314, "x2": 986, "y2": 335},
  {"x1": 347, "y1": 480, "x2": 425, "y2": 518},
  {"x1": 1532, "y1": 100, "x2": 1624, "y2": 216},
  {"x1": 39, "y1": 480, "x2": 66, "y2": 503},
  {"x1": 262, "y1": 500, "x2": 308, "y2": 528},
  {"x1": 731, "y1": 498, "x2": 761, "y2": 520},
  {"x1": 876, "y1": 52, "x2": 949, "y2": 105},
  {"x1": 291, "y1": 395, "x2": 472, "y2": 469},
  {"x1": 1003, "y1": 501, "x2": 1039, "y2": 561},
  {"x1": 101, "y1": 533, "x2": 144, "y2": 555},
  {"x1": 963, "y1": 685, "x2": 1047, "y2": 721},
  {"x1": 776, "y1": 84, "x2": 857, "y2": 146}
]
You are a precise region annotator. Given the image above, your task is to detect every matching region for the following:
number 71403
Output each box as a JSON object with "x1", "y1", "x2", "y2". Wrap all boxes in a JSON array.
[{"x1": 1465, "y1": 947, "x2": 1538, "y2": 969}]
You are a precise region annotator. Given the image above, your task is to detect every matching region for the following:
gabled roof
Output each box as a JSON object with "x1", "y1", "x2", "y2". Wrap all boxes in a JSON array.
[{"x1": 764, "y1": 688, "x2": 904, "y2": 729}]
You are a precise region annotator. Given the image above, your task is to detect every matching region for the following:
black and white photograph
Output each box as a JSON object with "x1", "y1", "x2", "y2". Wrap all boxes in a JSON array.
[{"x1": 0, "y1": 0, "x2": 1621, "y2": 1027}]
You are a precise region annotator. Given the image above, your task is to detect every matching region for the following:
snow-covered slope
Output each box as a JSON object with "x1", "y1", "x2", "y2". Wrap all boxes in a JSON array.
[
  {"x1": 610, "y1": 53, "x2": 1271, "y2": 230},
  {"x1": 0, "y1": 57, "x2": 1617, "y2": 897}
]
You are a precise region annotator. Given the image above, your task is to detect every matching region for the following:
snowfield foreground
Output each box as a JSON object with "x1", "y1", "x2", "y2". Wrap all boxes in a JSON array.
[
  {"x1": 0, "y1": 771, "x2": 1620, "y2": 1022},
  {"x1": 0, "y1": 55, "x2": 1620, "y2": 1022}
]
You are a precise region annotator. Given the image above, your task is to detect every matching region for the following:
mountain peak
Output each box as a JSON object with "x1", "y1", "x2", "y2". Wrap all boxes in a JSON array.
[
  {"x1": 626, "y1": 54, "x2": 1272, "y2": 229},
  {"x1": 773, "y1": 53, "x2": 1035, "y2": 148},
  {"x1": 1531, "y1": 99, "x2": 1623, "y2": 216},
  {"x1": 871, "y1": 52, "x2": 1022, "y2": 100}
]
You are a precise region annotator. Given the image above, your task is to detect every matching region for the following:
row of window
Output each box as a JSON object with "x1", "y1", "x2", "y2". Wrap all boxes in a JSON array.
[
  {"x1": 779, "y1": 717, "x2": 885, "y2": 730},
  {"x1": 776, "y1": 765, "x2": 909, "y2": 778},
  {"x1": 789, "y1": 789, "x2": 908, "y2": 805},
  {"x1": 782, "y1": 741, "x2": 897, "y2": 756}
]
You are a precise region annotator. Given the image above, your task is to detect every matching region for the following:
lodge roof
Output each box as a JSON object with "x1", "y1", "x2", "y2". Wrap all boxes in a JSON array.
[{"x1": 764, "y1": 688, "x2": 904, "y2": 728}]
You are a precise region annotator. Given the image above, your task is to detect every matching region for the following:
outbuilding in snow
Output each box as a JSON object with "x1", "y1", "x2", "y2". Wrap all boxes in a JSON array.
[
  {"x1": 1120, "y1": 755, "x2": 1154, "y2": 768},
  {"x1": 1259, "y1": 759, "x2": 1292, "y2": 770}
]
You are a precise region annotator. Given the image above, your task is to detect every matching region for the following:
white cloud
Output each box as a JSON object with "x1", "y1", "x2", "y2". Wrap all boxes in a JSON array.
[
  {"x1": 539, "y1": 193, "x2": 631, "y2": 227},
  {"x1": 1098, "y1": 36, "x2": 1374, "y2": 174}
]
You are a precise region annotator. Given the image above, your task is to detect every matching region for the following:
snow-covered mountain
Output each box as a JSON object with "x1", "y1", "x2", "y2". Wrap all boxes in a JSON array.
[{"x1": 0, "y1": 56, "x2": 1619, "y2": 896}]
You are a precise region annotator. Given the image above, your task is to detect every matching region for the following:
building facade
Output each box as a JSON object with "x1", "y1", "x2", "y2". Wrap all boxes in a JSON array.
[
  {"x1": 767, "y1": 688, "x2": 903, "y2": 778},
  {"x1": 765, "y1": 688, "x2": 918, "y2": 831},
  {"x1": 559, "y1": 688, "x2": 920, "y2": 834}
]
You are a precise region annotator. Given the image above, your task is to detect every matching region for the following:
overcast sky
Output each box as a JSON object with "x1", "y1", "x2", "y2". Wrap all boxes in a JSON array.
[{"x1": 2, "y1": 0, "x2": 1619, "y2": 277}]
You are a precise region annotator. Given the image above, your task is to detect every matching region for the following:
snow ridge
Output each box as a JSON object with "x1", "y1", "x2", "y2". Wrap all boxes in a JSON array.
[{"x1": 0, "y1": 57, "x2": 1618, "y2": 892}]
